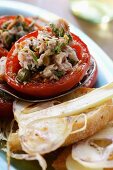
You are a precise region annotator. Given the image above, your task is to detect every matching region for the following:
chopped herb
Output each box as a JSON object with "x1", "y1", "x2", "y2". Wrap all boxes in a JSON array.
[
  {"x1": 30, "y1": 49, "x2": 38, "y2": 63},
  {"x1": 50, "y1": 23, "x2": 65, "y2": 37},
  {"x1": 54, "y1": 70, "x2": 64, "y2": 78},
  {"x1": 60, "y1": 42, "x2": 66, "y2": 48},
  {"x1": 53, "y1": 42, "x2": 66, "y2": 54},
  {"x1": 50, "y1": 23, "x2": 58, "y2": 35},
  {"x1": 66, "y1": 33, "x2": 72, "y2": 42},
  {"x1": 54, "y1": 45, "x2": 62, "y2": 54}
]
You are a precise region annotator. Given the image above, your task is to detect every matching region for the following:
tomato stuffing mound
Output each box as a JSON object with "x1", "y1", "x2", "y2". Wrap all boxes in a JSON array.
[{"x1": 5, "y1": 19, "x2": 92, "y2": 97}]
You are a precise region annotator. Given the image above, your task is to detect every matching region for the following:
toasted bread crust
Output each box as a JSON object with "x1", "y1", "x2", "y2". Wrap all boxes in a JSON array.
[{"x1": 63, "y1": 99, "x2": 113, "y2": 146}]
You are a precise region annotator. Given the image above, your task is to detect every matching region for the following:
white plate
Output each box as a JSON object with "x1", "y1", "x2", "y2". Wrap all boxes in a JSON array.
[
  {"x1": 0, "y1": 1, "x2": 113, "y2": 170},
  {"x1": 0, "y1": 1, "x2": 113, "y2": 87}
]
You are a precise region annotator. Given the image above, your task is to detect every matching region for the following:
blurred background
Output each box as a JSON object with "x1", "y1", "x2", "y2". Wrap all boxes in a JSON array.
[{"x1": 1, "y1": 0, "x2": 113, "y2": 60}]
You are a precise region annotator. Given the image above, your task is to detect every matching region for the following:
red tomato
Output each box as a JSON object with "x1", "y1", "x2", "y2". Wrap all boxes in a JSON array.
[
  {"x1": 0, "y1": 98, "x2": 13, "y2": 118},
  {"x1": 0, "y1": 15, "x2": 41, "y2": 58},
  {"x1": 5, "y1": 31, "x2": 91, "y2": 97},
  {"x1": 0, "y1": 47, "x2": 8, "y2": 58},
  {"x1": 0, "y1": 86, "x2": 13, "y2": 118}
]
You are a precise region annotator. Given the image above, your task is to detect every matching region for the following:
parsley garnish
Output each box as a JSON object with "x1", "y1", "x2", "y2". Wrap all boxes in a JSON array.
[
  {"x1": 50, "y1": 23, "x2": 65, "y2": 37},
  {"x1": 53, "y1": 42, "x2": 66, "y2": 54}
]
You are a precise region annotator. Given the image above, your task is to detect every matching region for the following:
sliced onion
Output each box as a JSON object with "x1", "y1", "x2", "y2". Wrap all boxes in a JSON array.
[
  {"x1": 14, "y1": 102, "x2": 74, "y2": 154},
  {"x1": 66, "y1": 155, "x2": 103, "y2": 170},
  {"x1": 13, "y1": 100, "x2": 58, "y2": 121},
  {"x1": 71, "y1": 114, "x2": 87, "y2": 134},
  {"x1": 4, "y1": 127, "x2": 47, "y2": 170},
  {"x1": 14, "y1": 82, "x2": 113, "y2": 120},
  {"x1": 14, "y1": 100, "x2": 88, "y2": 155},
  {"x1": 72, "y1": 122, "x2": 113, "y2": 168},
  {"x1": 19, "y1": 116, "x2": 74, "y2": 155},
  {"x1": 13, "y1": 100, "x2": 87, "y2": 169}
]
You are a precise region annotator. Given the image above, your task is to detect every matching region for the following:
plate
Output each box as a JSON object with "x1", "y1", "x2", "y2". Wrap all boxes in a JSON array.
[{"x1": 0, "y1": 1, "x2": 113, "y2": 170}]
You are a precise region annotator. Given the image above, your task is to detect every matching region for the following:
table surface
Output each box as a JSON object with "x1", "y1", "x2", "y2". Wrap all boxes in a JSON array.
[{"x1": 12, "y1": 0, "x2": 113, "y2": 60}]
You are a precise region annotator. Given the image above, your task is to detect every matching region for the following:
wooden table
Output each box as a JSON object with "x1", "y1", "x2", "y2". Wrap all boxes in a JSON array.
[{"x1": 18, "y1": 0, "x2": 113, "y2": 60}]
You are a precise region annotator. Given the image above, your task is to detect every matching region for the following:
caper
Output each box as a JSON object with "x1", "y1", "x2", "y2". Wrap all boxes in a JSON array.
[
  {"x1": 54, "y1": 70, "x2": 64, "y2": 78},
  {"x1": 67, "y1": 57, "x2": 76, "y2": 66},
  {"x1": 16, "y1": 68, "x2": 31, "y2": 83},
  {"x1": 3, "y1": 31, "x2": 15, "y2": 50}
]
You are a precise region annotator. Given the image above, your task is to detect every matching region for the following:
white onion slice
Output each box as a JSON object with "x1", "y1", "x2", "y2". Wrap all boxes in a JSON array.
[
  {"x1": 13, "y1": 100, "x2": 87, "y2": 169},
  {"x1": 72, "y1": 122, "x2": 113, "y2": 168},
  {"x1": 13, "y1": 100, "x2": 74, "y2": 169},
  {"x1": 14, "y1": 100, "x2": 74, "y2": 154},
  {"x1": 13, "y1": 99, "x2": 88, "y2": 155},
  {"x1": 13, "y1": 100, "x2": 57, "y2": 122},
  {"x1": 14, "y1": 82, "x2": 113, "y2": 120},
  {"x1": 66, "y1": 155, "x2": 103, "y2": 170},
  {"x1": 71, "y1": 114, "x2": 87, "y2": 134},
  {"x1": 19, "y1": 116, "x2": 74, "y2": 155}
]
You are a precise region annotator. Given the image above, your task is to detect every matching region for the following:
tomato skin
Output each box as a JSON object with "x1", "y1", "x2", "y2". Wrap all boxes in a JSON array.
[
  {"x1": 0, "y1": 47, "x2": 8, "y2": 58},
  {"x1": 0, "y1": 83, "x2": 14, "y2": 118},
  {"x1": 0, "y1": 98, "x2": 13, "y2": 118},
  {"x1": 0, "y1": 86, "x2": 14, "y2": 118},
  {"x1": 5, "y1": 31, "x2": 91, "y2": 97}
]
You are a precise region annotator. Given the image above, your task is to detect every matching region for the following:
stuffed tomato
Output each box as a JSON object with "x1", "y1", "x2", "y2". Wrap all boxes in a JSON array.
[
  {"x1": 5, "y1": 19, "x2": 91, "y2": 97},
  {"x1": 0, "y1": 15, "x2": 41, "y2": 58}
]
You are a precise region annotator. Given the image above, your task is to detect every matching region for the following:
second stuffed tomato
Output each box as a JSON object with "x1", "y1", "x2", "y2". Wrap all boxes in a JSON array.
[
  {"x1": 0, "y1": 15, "x2": 41, "y2": 58},
  {"x1": 5, "y1": 19, "x2": 92, "y2": 97}
]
